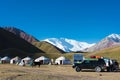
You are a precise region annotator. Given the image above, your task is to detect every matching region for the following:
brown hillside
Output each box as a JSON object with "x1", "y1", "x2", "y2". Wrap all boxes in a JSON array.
[
  {"x1": 3, "y1": 27, "x2": 39, "y2": 43},
  {"x1": 33, "y1": 41, "x2": 65, "y2": 54},
  {"x1": 0, "y1": 27, "x2": 44, "y2": 57},
  {"x1": 86, "y1": 46, "x2": 120, "y2": 63}
]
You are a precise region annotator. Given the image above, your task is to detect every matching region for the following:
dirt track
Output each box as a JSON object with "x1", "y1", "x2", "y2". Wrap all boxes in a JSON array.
[{"x1": 0, "y1": 64, "x2": 120, "y2": 80}]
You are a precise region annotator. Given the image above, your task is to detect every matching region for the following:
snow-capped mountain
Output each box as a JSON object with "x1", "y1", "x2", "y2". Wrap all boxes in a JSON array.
[
  {"x1": 43, "y1": 38, "x2": 95, "y2": 52},
  {"x1": 107, "y1": 34, "x2": 120, "y2": 42},
  {"x1": 87, "y1": 33, "x2": 120, "y2": 52}
]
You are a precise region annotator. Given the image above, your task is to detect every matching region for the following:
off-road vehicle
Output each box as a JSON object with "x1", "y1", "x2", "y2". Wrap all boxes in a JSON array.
[{"x1": 72, "y1": 58, "x2": 107, "y2": 72}]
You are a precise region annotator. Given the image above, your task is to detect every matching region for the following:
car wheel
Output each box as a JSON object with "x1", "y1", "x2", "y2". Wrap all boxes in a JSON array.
[
  {"x1": 75, "y1": 66, "x2": 81, "y2": 72},
  {"x1": 95, "y1": 66, "x2": 102, "y2": 72}
]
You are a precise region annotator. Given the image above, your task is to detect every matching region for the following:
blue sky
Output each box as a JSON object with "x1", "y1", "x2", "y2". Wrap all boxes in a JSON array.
[{"x1": 0, "y1": 0, "x2": 120, "y2": 43}]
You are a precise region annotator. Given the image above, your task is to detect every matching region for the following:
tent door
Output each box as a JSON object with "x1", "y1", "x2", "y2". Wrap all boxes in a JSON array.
[
  {"x1": 13, "y1": 60, "x2": 15, "y2": 64},
  {"x1": 60, "y1": 60, "x2": 62, "y2": 64},
  {"x1": 40, "y1": 60, "x2": 43, "y2": 64}
]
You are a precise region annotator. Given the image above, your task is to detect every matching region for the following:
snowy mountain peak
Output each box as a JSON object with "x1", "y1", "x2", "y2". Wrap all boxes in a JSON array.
[
  {"x1": 107, "y1": 34, "x2": 120, "y2": 42},
  {"x1": 107, "y1": 34, "x2": 120, "y2": 39},
  {"x1": 87, "y1": 33, "x2": 120, "y2": 52},
  {"x1": 43, "y1": 38, "x2": 95, "y2": 52}
]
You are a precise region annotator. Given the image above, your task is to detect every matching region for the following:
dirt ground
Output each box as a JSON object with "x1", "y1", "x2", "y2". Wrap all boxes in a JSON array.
[{"x1": 0, "y1": 64, "x2": 120, "y2": 80}]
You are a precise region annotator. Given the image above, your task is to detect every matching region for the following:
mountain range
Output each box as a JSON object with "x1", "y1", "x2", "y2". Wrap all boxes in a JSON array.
[
  {"x1": 1, "y1": 27, "x2": 120, "y2": 54},
  {"x1": 0, "y1": 27, "x2": 65, "y2": 58},
  {"x1": 43, "y1": 34, "x2": 120, "y2": 52},
  {"x1": 44, "y1": 38, "x2": 95, "y2": 52}
]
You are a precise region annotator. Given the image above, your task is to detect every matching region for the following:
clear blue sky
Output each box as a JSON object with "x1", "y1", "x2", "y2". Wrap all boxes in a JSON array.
[{"x1": 0, "y1": 0, "x2": 120, "y2": 43}]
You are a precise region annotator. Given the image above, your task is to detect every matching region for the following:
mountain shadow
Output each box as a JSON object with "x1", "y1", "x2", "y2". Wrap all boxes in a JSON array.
[
  {"x1": 3, "y1": 27, "x2": 39, "y2": 43},
  {"x1": 0, "y1": 27, "x2": 44, "y2": 57}
]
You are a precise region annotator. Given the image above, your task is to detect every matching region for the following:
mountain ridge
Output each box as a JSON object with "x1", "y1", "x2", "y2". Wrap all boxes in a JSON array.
[
  {"x1": 43, "y1": 38, "x2": 95, "y2": 52},
  {"x1": 87, "y1": 33, "x2": 120, "y2": 52},
  {"x1": 0, "y1": 27, "x2": 44, "y2": 57},
  {"x1": 3, "y1": 27, "x2": 39, "y2": 43},
  {"x1": 2, "y1": 27, "x2": 120, "y2": 53},
  {"x1": 33, "y1": 41, "x2": 65, "y2": 53},
  {"x1": 1, "y1": 27, "x2": 65, "y2": 55}
]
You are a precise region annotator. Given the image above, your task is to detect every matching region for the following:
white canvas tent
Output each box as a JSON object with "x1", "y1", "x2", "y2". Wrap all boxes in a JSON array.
[
  {"x1": 1, "y1": 56, "x2": 10, "y2": 64},
  {"x1": 55, "y1": 56, "x2": 71, "y2": 65},
  {"x1": 21, "y1": 56, "x2": 33, "y2": 65},
  {"x1": 35, "y1": 56, "x2": 50, "y2": 64},
  {"x1": 10, "y1": 56, "x2": 21, "y2": 64}
]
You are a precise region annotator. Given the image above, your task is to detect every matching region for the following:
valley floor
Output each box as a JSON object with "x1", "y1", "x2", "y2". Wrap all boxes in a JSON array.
[{"x1": 0, "y1": 64, "x2": 120, "y2": 80}]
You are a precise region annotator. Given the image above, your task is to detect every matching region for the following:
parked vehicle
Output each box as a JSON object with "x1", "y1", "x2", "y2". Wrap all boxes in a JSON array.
[
  {"x1": 72, "y1": 58, "x2": 119, "y2": 72},
  {"x1": 72, "y1": 58, "x2": 107, "y2": 72},
  {"x1": 102, "y1": 58, "x2": 119, "y2": 72},
  {"x1": 111, "y1": 59, "x2": 119, "y2": 72},
  {"x1": 72, "y1": 54, "x2": 119, "y2": 72}
]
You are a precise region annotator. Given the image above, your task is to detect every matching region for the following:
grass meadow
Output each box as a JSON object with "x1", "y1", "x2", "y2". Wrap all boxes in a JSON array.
[{"x1": 0, "y1": 64, "x2": 120, "y2": 80}]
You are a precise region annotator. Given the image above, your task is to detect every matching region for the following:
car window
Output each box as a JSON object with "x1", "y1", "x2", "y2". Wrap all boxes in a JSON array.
[{"x1": 98, "y1": 59, "x2": 105, "y2": 64}]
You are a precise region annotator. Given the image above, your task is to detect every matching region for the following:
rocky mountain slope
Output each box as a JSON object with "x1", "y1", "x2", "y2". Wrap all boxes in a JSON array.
[
  {"x1": 0, "y1": 27, "x2": 44, "y2": 57},
  {"x1": 87, "y1": 34, "x2": 120, "y2": 52},
  {"x1": 2, "y1": 27, "x2": 65, "y2": 55},
  {"x1": 3, "y1": 27, "x2": 38, "y2": 43}
]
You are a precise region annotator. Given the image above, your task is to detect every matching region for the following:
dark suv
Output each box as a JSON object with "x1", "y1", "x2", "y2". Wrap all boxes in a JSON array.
[{"x1": 72, "y1": 58, "x2": 107, "y2": 72}]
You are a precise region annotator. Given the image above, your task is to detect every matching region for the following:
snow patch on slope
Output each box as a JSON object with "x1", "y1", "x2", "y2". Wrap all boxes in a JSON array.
[{"x1": 43, "y1": 38, "x2": 95, "y2": 52}]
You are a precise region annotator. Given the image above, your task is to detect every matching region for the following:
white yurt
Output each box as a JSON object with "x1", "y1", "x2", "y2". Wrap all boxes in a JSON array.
[
  {"x1": 21, "y1": 56, "x2": 33, "y2": 65},
  {"x1": 55, "y1": 56, "x2": 71, "y2": 65},
  {"x1": 10, "y1": 56, "x2": 21, "y2": 64},
  {"x1": 35, "y1": 56, "x2": 50, "y2": 64},
  {"x1": 1, "y1": 56, "x2": 10, "y2": 64}
]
